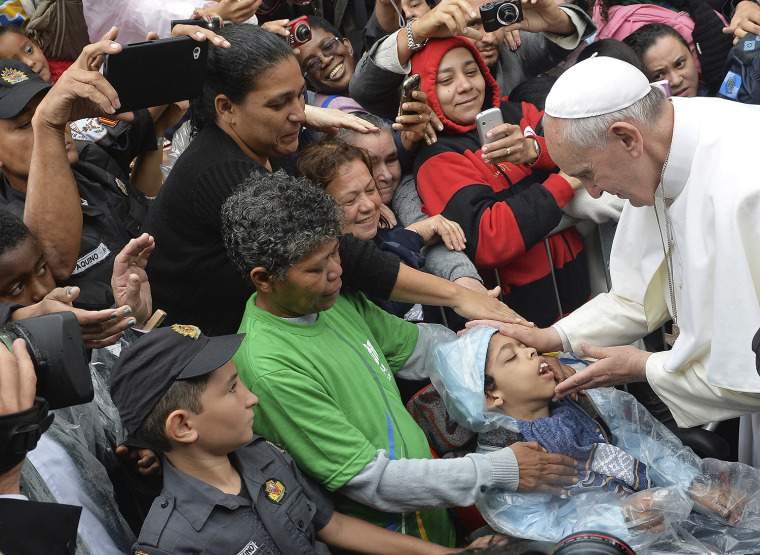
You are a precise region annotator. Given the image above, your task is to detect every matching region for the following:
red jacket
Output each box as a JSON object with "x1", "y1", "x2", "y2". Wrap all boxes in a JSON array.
[{"x1": 411, "y1": 38, "x2": 590, "y2": 326}]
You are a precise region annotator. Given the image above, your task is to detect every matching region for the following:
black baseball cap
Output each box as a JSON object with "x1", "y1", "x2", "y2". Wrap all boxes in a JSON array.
[
  {"x1": 0, "y1": 59, "x2": 51, "y2": 119},
  {"x1": 111, "y1": 324, "x2": 245, "y2": 435}
]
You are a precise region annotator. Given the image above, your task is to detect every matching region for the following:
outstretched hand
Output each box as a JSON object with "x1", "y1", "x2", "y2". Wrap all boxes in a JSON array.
[
  {"x1": 553, "y1": 343, "x2": 650, "y2": 400},
  {"x1": 304, "y1": 105, "x2": 380, "y2": 135},
  {"x1": 510, "y1": 441, "x2": 578, "y2": 494},
  {"x1": 111, "y1": 234, "x2": 154, "y2": 326},
  {"x1": 11, "y1": 287, "x2": 136, "y2": 349}
]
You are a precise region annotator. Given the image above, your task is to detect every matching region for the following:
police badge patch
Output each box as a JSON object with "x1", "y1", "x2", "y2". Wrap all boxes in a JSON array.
[
  {"x1": 1, "y1": 67, "x2": 28, "y2": 85},
  {"x1": 171, "y1": 324, "x2": 201, "y2": 340},
  {"x1": 264, "y1": 479, "x2": 286, "y2": 503}
]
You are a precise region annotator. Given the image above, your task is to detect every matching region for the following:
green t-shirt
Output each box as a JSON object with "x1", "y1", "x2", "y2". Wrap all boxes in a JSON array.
[{"x1": 234, "y1": 290, "x2": 454, "y2": 546}]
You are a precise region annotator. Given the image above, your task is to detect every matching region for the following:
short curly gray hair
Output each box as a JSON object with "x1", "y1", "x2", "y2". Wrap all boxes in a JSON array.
[{"x1": 222, "y1": 170, "x2": 342, "y2": 282}]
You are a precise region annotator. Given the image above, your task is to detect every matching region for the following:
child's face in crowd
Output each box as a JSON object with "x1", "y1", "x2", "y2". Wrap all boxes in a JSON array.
[
  {"x1": 400, "y1": 0, "x2": 432, "y2": 20},
  {"x1": 345, "y1": 131, "x2": 401, "y2": 205},
  {"x1": 642, "y1": 35, "x2": 699, "y2": 98},
  {"x1": 267, "y1": 239, "x2": 343, "y2": 317},
  {"x1": 222, "y1": 57, "x2": 306, "y2": 160},
  {"x1": 189, "y1": 360, "x2": 259, "y2": 456},
  {"x1": 0, "y1": 235, "x2": 55, "y2": 305},
  {"x1": 326, "y1": 159, "x2": 382, "y2": 240},
  {"x1": 297, "y1": 28, "x2": 355, "y2": 94},
  {"x1": 484, "y1": 334, "x2": 556, "y2": 419},
  {"x1": 436, "y1": 47, "x2": 486, "y2": 126},
  {"x1": 0, "y1": 32, "x2": 51, "y2": 84}
]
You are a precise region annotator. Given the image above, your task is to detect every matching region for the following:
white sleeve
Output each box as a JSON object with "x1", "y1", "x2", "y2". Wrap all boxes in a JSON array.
[
  {"x1": 555, "y1": 291, "x2": 652, "y2": 356},
  {"x1": 370, "y1": 30, "x2": 411, "y2": 74},
  {"x1": 646, "y1": 352, "x2": 760, "y2": 428}
]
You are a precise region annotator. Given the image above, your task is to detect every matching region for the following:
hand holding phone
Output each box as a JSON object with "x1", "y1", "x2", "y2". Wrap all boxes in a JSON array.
[
  {"x1": 398, "y1": 73, "x2": 421, "y2": 117},
  {"x1": 476, "y1": 108, "x2": 505, "y2": 146}
]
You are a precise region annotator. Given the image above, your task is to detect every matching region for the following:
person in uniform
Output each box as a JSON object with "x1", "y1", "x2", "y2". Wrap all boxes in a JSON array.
[
  {"x1": 110, "y1": 325, "x2": 499, "y2": 554},
  {"x1": 0, "y1": 55, "x2": 150, "y2": 311},
  {"x1": 492, "y1": 57, "x2": 760, "y2": 431}
]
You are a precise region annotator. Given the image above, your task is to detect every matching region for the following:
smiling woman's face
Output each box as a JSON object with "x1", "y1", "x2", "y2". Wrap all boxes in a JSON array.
[
  {"x1": 297, "y1": 27, "x2": 355, "y2": 94},
  {"x1": 435, "y1": 47, "x2": 486, "y2": 126}
]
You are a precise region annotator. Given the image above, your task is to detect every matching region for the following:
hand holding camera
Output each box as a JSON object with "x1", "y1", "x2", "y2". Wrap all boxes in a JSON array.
[{"x1": 479, "y1": 0, "x2": 575, "y2": 37}]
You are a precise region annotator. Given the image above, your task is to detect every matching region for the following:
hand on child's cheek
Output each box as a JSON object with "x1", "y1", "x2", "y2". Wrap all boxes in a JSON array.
[{"x1": 542, "y1": 356, "x2": 583, "y2": 402}]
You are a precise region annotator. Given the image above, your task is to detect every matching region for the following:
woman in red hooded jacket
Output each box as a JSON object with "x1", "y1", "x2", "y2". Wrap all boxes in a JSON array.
[{"x1": 411, "y1": 36, "x2": 589, "y2": 328}]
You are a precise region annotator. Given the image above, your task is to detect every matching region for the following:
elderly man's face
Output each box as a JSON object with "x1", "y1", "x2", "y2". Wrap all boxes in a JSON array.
[
  {"x1": 544, "y1": 116, "x2": 657, "y2": 207},
  {"x1": 267, "y1": 238, "x2": 343, "y2": 317}
]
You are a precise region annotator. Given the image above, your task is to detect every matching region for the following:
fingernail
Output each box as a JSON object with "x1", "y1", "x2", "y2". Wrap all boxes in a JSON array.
[
  {"x1": 110, "y1": 312, "x2": 117, "y2": 319},
  {"x1": 124, "y1": 308, "x2": 132, "y2": 315},
  {"x1": 110, "y1": 42, "x2": 119, "y2": 50},
  {"x1": 517, "y1": 40, "x2": 521, "y2": 47},
  {"x1": 204, "y1": 14, "x2": 213, "y2": 22},
  {"x1": 402, "y1": 103, "x2": 408, "y2": 109},
  {"x1": 128, "y1": 319, "x2": 136, "y2": 326},
  {"x1": 196, "y1": 31, "x2": 206, "y2": 39},
  {"x1": 223, "y1": 40, "x2": 231, "y2": 47},
  {"x1": 105, "y1": 105, "x2": 115, "y2": 114},
  {"x1": 67, "y1": 287, "x2": 73, "y2": 295},
  {"x1": 114, "y1": 97, "x2": 121, "y2": 110}
]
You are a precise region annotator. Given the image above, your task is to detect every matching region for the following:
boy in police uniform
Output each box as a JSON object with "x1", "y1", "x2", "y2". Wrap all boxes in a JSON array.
[{"x1": 110, "y1": 324, "x2": 485, "y2": 555}]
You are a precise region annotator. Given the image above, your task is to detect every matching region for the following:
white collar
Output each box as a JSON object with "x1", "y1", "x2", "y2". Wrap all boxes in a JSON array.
[{"x1": 656, "y1": 98, "x2": 700, "y2": 200}]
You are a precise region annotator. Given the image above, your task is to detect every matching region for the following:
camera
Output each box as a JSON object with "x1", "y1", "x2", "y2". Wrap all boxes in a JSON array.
[
  {"x1": 0, "y1": 312, "x2": 92, "y2": 410},
  {"x1": 480, "y1": 0, "x2": 524, "y2": 32},
  {"x1": 552, "y1": 531, "x2": 634, "y2": 554},
  {"x1": 287, "y1": 16, "x2": 312, "y2": 48}
]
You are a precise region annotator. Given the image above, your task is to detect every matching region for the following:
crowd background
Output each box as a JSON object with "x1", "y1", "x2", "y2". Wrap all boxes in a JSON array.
[{"x1": 1, "y1": 0, "x2": 760, "y2": 552}]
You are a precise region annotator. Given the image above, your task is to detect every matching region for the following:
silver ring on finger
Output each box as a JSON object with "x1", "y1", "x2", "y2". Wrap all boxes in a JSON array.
[
  {"x1": 418, "y1": 113, "x2": 423, "y2": 123},
  {"x1": 506, "y1": 147, "x2": 511, "y2": 155}
]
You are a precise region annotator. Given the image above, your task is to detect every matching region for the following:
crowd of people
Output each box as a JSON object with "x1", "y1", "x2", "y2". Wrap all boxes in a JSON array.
[{"x1": 1, "y1": 0, "x2": 760, "y2": 552}]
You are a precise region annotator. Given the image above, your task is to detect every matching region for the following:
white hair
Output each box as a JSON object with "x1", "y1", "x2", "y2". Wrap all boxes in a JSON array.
[{"x1": 554, "y1": 87, "x2": 666, "y2": 150}]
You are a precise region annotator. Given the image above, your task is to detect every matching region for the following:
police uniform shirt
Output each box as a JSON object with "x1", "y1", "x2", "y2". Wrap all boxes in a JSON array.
[
  {"x1": 0, "y1": 133, "x2": 149, "y2": 311},
  {"x1": 133, "y1": 436, "x2": 334, "y2": 555}
]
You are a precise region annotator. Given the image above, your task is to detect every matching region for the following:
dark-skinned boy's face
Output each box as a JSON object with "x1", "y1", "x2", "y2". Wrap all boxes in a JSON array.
[{"x1": 0, "y1": 235, "x2": 55, "y2": 305}]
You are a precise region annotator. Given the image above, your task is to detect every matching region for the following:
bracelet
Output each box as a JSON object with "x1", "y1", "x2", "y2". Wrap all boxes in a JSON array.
[
  {"x1": 525, "y1": 137, "x2": 541, "y2": 167},
  {"x1": 406, "y1": 19, "x2": 428, "y2": 52}
]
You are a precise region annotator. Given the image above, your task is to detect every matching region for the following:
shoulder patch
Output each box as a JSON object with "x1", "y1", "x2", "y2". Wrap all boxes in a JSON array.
[
  {"x1": 719, "y1": 71, "x2": 742, "y2": 100},
  {"x1": 70, "y1": 118, "x2": 108, "y2": 142},
  {"x1": 264, "y1": 479, "x2": 286, "y2": 503}
]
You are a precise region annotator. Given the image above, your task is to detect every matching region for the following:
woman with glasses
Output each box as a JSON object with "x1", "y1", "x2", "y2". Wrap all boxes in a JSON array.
[{"x1": 295, "y1": 16, "x2": 368, "y2": 112}]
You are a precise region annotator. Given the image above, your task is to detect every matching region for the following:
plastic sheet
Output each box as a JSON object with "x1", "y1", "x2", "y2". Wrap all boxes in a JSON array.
[{"x1": 430, "y1": 326, "x2": 760, "y2": 554}]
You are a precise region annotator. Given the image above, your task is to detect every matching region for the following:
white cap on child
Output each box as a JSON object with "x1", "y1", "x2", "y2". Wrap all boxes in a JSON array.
[{"x1": 545, "y1": 57, "x2": 653, "y2": 119}]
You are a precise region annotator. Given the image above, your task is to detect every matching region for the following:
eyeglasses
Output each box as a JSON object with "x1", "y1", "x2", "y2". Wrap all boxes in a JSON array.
[{"x1": 303, "y1": 38, "x2": 341, "y2": 77}]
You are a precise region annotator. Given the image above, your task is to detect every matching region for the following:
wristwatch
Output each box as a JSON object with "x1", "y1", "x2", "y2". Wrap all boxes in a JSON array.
[
  {"x1": 406, "y1": 19, "x2": 428, "y2": 52},
  {"x1": 525, "y1": 137, "x2": 541, "y2": 166}
]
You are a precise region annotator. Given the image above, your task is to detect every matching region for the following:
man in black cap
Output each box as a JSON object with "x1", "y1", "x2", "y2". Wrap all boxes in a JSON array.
[
  {"x1": 0, "y1": 36, "x2": 150, "y2": 311},
  {"x1": 111, "y1": 324, "x2": 497, "y2": 554}
]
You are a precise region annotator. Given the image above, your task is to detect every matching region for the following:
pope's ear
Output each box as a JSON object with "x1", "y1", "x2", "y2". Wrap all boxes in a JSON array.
[
  {"x1": 608, "y1": 121, "x2": 643, "y2": 158},
  {"x1": 250, "y1": 267, "x2": 275, "y2": 291}
]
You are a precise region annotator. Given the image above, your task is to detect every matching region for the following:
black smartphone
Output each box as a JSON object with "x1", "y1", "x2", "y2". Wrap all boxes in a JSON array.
[
  {"x1": 103, "y1": 36, "x2": 208, "y2": 114},
  {"x1": 398, "y1": 73, "x2": 421, "y2": 117},
  {"x1": 170, "y1": 17, "x2": 221, "y2": 30}
]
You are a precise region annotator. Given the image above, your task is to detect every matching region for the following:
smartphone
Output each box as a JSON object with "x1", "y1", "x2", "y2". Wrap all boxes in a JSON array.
[
  {"x1": 170, "y1": 17, "x2": 222, "y2": 30},
  {"x1": 103, "y1": 36, "x2": 208, "y2": 113},
  {"x1": 398, "y1": 73, "x2": 421, "y2": 117},
  {"x1": 476, "y1": 107, "x2": 505, "y2": 146},
  {"x1": 651, "y1": 79, "x2": 672, "y2": 98}
]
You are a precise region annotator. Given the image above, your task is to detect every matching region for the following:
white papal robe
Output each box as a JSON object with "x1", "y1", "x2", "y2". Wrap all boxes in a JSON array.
[{"x1": 554, "y1": 96, "x2": 760, "y2": 429}]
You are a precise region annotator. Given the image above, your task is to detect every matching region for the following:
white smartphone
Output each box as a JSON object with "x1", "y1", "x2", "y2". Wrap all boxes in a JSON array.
[{"x1": 476, "y1": 107, "x2": 505, "y2": 146}]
